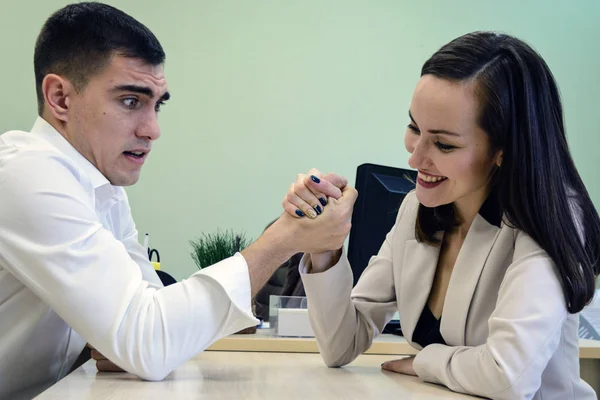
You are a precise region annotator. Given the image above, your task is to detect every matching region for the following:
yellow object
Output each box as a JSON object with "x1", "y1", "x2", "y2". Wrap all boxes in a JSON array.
[{"x1": 152, "y1": 262, "x2": 161, "y2": 270}]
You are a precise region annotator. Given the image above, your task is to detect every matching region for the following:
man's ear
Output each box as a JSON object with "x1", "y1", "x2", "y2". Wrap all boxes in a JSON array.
[{"x1": 41, "y1": 74, "x2": 75, "y2": 122}]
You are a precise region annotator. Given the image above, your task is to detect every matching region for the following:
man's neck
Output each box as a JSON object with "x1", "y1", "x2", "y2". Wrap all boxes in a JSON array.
[{"x1": 39, "y1": 111, "x2": 69, "y2": 141}]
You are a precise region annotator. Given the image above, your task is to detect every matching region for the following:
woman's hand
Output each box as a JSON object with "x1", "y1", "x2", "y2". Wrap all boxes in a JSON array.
[
  {"x1": 381, "y1": 356, "x2": 417, "y2": 376},
  {"x1": 282, "y1": 168, "x2": 348, "y2": 219}
]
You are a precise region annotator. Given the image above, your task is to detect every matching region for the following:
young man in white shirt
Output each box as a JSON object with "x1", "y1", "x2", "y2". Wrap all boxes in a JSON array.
[{"x1": 0, "y1": 3, "x2": 356, "y2": 398}]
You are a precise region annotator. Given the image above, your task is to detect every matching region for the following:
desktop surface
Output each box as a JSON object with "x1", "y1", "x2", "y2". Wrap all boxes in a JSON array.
[{"x1": 36, "y1": 352, "x2": 476, "y2": 399}]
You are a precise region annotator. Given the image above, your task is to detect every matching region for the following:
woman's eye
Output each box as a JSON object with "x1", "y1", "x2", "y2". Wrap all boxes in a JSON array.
[
  {"x1": 407, "y1": 124, "x2": 420, "y2": 134},
  {"x1": 435, "y1": 141, "x2": 457, "y2": 152}
]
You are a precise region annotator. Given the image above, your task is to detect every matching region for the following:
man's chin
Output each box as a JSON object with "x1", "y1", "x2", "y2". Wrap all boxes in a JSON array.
[{"x1": 107, "y1": 172, "x2": 141, "y2": 187}]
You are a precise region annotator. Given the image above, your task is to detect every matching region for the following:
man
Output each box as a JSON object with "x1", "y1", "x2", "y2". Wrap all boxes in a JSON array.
[{"x1": 0, "y1": 3, "x2": 356, "y2": 398}]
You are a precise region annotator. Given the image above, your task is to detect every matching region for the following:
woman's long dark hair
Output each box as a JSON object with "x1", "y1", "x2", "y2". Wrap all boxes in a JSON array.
[{"x1": 416, "y1": 31, "x2": 600, "y2": 313}]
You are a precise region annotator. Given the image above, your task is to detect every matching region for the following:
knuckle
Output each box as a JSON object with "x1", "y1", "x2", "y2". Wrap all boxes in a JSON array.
[{"x1": 296, "y1": 181, "x2": 307, "y2": 192}]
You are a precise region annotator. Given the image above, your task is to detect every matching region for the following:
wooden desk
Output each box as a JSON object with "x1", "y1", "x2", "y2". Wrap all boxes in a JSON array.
[
  {"x1": 207, "y1": 328, "x2": 417, "y2": 355},
  {"x1": 208, "y1": 328, "x2": 600, "y2": 358},
  {"x1": 36, "y1": 352, "x2": 476, "y2": 399},
  {"x1": 207, "y1": 329, "x2": 600, "y2": 393},
  {"x1": 35, "y1": 330, "x2": 600, "y2": 398}
]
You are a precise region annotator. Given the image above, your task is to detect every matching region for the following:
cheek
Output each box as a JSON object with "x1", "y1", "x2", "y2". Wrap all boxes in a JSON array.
[{"x1": 450, "y1": 153, "x2": 494, "y2": 184}]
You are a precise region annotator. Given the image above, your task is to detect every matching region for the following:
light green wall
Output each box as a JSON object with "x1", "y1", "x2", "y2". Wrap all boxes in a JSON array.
[{"x1": 2, "y1": 1, "x2": 599, "y2": 280}]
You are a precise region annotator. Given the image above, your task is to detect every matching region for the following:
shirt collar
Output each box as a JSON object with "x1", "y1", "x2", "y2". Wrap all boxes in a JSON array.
[{"x1": 30, "y1": 117, "x2": 111, "y2": 190}]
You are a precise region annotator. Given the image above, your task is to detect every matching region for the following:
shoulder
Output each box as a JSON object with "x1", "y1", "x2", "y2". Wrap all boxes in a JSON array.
[
  {"x1": 512, "y1": 229, "x2": 549, "y2": 264},
  {"x1": 398, "y1": 190, "x2": 420, "y2": 222},
  {"x1": 0, "y1": 133, "x2": 93, "y2": 208},
  {"x1": 389, "y1": 190, "x2": 419, "y2": 241},
  {"x1": 502, "y1": 228, "x2": 563, "y2": 301},
  {"x1": 1, "y1": 131, "x2": 85, "y2": 185}
]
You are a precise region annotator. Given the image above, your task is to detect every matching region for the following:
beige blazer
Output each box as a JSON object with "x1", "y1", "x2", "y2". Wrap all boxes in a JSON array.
[{"x1": 300, "y1": 191, "x2": 596, "y2": 400}]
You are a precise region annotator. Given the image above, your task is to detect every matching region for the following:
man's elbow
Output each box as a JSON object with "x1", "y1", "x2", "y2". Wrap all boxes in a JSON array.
[
  {"x1": 122, "y1": 354, "x2": 175, "y2": 382},
  {"x1": 132, "y1": 365, "x2": 172, "y2": 382}
]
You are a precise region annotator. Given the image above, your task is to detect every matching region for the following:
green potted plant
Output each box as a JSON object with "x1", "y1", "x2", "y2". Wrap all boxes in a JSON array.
[{"x1": 190, "y1": 230, "x2": 257, "y2": 334}]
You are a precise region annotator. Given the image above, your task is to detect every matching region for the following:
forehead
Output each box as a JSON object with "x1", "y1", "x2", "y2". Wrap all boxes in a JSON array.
[
  {"x1": 94, "y1": 54, "x2": 168, "y2": 96},
  {"x1": 411, "y1": 75, "x2": 480, "y2": 130}
]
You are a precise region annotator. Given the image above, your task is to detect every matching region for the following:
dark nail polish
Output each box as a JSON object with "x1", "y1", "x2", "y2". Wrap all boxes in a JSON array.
[
  {"x1": 319, "y1": 198, "x2": 327, "y2": 207},
  {"x1": 311, "y1": 175, "x2": 321, "y2": 184},
  {"x1": 314, "y1": 205, "x2": 322, "y2": 215},
  {"x1": 295, "y1": 209, "x2": 305, "y2": 217}
]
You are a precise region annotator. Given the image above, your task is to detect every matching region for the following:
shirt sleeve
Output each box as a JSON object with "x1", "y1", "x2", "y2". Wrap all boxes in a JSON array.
[
  {"x1": 0, "y1": 151, "x2": 258, "y2": 381},
  {"x1": 298, "y1": 193, "x2": 416, "y2": 367}
]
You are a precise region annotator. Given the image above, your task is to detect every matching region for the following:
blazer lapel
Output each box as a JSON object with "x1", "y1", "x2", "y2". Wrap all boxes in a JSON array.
[
  {"x1": 397, "y1": 239, "x2": 439, "y2": 348},
  {"x1": 440, "y1": 214, "x2": 501, "y2": 345}
]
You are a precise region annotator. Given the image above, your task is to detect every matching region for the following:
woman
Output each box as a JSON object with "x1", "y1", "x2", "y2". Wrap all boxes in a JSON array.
[{"x1": 282, "y1": 32, "x2": 600, "y2": 399}]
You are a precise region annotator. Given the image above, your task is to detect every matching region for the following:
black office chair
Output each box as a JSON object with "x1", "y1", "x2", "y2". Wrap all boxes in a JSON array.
[
  {"x1": 156, "y1": 270, "x2": 177, "y2": 286},
  {"x1": 148, "y1": 248, "x2": 177, "y2": 286}
]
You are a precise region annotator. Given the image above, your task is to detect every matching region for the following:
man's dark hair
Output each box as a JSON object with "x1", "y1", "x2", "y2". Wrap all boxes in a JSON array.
[{"x1": 34, "y1": 2, "x2": 166, "y2": 114}]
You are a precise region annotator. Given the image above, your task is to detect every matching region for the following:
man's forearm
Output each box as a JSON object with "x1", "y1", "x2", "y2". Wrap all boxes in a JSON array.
[{"x1": 241, "y1": 218, "x2": 296, "y2": 297}]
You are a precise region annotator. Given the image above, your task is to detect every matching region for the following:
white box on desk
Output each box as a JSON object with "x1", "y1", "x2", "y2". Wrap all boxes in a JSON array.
[
  {"x1": 269, "y1": 295, "x2": 314, "y2": 337},
  {"x1": 277, "y1": 308, "x2": 314, "y2": 337}
]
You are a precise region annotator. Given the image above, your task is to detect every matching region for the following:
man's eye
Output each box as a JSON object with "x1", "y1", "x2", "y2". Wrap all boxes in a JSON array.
[
  {"x1": 122, "y1": 98, "x2": 139, "y2": 109},
  {"x1": 155, "y1": 100, "x2": 165, "y2": 112}
]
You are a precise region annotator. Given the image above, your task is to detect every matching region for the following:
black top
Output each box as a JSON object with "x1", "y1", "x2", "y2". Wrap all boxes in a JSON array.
[
  {"x1": 410, "y1": 191, "x2": 502, "y2": 348},
  {"x1": 411, "y1": 305, "x2": 446, "y2": 348}
]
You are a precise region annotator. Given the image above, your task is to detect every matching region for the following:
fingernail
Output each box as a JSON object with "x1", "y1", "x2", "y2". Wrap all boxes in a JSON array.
[
  {"x1": 311, "y1": 175, "x2": 321, "y2": 184},
  {"x1": 306, "y1": 208, "x2": 317, "y2": 219},
  {"x1": 295, "y1": 209, "x2": 305, "y2": 217},
  {"x1": 319, "y1": 198, "x2": 327, "y2": 207},
  {"x1": 381, "y1": 363, "x2": 385, "y2": 367},
  {"x1": 314, "y1": 205, "x2": 322, "y2": 215}
]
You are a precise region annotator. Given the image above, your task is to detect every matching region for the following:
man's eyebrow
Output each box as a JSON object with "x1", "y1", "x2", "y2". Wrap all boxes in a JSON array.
[
  {"x1": 160, "y1": 91, "x2": 171, "y2": 102},
  {"x1": 111, "y1": 84, "x2": 154, "y2": 97}
]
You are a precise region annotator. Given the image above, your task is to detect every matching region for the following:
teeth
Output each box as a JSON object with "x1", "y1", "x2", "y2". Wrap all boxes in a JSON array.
[
  {"x1": 128, "y1": 151, "x2": 144, "y2": 156},
  {"x1": 418, "y1": 172, "x2": 446, "y2": 183}
]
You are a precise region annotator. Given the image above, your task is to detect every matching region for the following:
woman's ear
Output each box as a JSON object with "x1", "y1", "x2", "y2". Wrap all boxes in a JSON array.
[{"x1": 495, "y1": 150, "x2": 503, "y2": 168}]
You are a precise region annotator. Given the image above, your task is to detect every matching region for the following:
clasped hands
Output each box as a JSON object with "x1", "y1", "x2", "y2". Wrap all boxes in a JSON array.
[{"x1": 279, "y1": 168, "x2": 416, "y2": 376}]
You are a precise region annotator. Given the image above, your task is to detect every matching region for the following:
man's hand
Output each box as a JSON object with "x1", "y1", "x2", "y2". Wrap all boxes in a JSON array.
[
  {"x1": 89, "y1": 345, "x2": 125, "y2": 372},
  {"x1": 381, "y1": 356, "x2": 417, "y2": 376}
]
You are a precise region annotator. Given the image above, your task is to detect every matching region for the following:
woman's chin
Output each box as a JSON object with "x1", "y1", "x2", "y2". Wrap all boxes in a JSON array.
[{"x1": 415, "y1": 189, "x2": 447, "y2": 208}]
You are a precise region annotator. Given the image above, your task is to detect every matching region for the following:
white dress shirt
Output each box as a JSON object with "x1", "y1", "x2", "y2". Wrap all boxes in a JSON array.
[{"x1": 0, "y1": 118, "x2": 258, "y2": 399}]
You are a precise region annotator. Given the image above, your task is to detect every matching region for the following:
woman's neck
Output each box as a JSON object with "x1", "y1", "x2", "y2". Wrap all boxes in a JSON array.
[{"x1": 452, "y1": 186, "x2": 492, "y2": 239}]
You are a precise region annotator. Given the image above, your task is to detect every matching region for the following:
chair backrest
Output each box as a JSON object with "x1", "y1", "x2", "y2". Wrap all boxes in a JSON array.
[
  {"x1": 348, "y1": 163, "x2": 417, "y2": 286},
  {"x1": 156, "y1": 270, "x2": 177, "y2": 286}
]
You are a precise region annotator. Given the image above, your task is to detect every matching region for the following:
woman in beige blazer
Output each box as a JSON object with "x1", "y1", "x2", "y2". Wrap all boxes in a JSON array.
[{"x1": 281, "y1": 32, "x2": 600, "y2": 399}]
